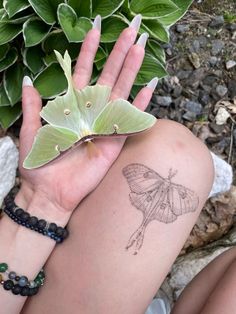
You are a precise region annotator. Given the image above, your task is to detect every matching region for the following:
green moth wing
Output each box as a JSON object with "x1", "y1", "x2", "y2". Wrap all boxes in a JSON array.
[
  {"x1": 23, "y1": 125, "x2": 79, "y2": 169},
  {"x1": 92, "y1": 99, "x2": 156, "y2": 135}
]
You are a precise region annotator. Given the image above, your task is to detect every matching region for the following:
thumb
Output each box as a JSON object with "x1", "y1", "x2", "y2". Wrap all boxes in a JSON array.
[{"x1": 20, "y1": 76, "x2": 42, "y2": 155}]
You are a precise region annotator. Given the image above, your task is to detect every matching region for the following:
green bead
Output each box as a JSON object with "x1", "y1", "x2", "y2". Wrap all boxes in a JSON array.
[
  {"x1": 37, "y1": 272, "x2": 45, "y2": 280},
  {"x1": 34, "y1": 278, "x2": 43, "y2": 286},
  {"x1": 0, "y1": 263, "x2": 8, "y2": 273}
]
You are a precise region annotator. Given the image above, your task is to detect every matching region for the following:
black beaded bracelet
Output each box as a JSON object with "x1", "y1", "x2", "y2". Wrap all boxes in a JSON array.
[
  {"x1": 2, "y1": 193, "x2": 69, "y2": 243},
  {"x1": 0, "y1": 262, "x2": 45, "y2": 297}
]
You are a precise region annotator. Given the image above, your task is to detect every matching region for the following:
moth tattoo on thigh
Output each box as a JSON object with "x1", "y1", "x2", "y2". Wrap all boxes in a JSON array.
[{"x1": 122, "y1": 163, "x2": 199, "y2": 255}]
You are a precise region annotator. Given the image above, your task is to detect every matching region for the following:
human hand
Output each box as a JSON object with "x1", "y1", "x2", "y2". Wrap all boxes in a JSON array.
[{"x1": 15, "y1": 15, "x2": 158, "y2": 221}]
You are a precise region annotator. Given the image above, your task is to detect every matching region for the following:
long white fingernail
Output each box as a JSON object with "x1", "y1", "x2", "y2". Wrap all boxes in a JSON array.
[
  {"x1": 147, "y1": 77, "x2": 158, "y2": 91},
  {"x1": 93, "y1": 15, "x2": 101, "y2": 31},
  {"x1": 22, "y1": 76, "x2": 33, "y2": 87},
  {"x1": 136, "y1": 32, "x2": 149, "y2": 48},
  {"x1": 130, "y1": 14, "x2": 142, "y2": 31}
]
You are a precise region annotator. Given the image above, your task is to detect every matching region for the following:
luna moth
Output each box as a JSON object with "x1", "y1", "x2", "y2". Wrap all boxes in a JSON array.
[{"x1": 23, "y1": 50, "x2": 156, "y2": 169}]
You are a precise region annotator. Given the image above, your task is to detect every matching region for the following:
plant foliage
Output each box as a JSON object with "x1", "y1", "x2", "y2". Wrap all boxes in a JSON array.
[{"x1": 0, "y1": 0, "x2": 193, "y2": 129}]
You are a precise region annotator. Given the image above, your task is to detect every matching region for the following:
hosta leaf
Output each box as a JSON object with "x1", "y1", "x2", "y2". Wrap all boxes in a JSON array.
[
  {"x1": 158, "y1": 0, "x2": 193, "y2": 27},
  {"x1": 29, "y1": 0, "x2": 64, "y2": 24},
  {"x1": 0, "y1": 103, "x2": 21, "y2": 129},
  {"x1": 4, "y1": 63, "x2": 24, "y2": 105},
  {"x1": 0, "y1": 47, "x2": 17, "y2": 71},
  {"x1": 34, "y1": 63, "x2": 67, "y2": 98},
  {"x1": 0, "y1": 22, "x2": 22, "y2": 44},
  {"x1": 23, "y1": 17, "x2": 52, "y2": 47},
  {"x1": 130, "y1": 0, "x2": 178, "y2": 19},
  {"x1": 67, "y1": 0, "x2": 92, "y2": 17},
  {"x1": 58, "y1": 4, "x2": 92, "y2": 43},
  {"x1": 0, "y1": 83, "x2": 10, "y2": 106},
  {"x1": 92, "y1": 0, "x2": 125, "y2": 18},
  {"x1": 0, "y1": 43, "x2": 9, "y2": 61},
  {"x1": 141, "y1": 20, "x2": 169, "y2": 43},
  {"x1": 101, "y1": 15, "x2": 128, "y2": 43},
  {"x1": 94, "y1": 46, "x2": 107, "y2": 70},
  {"x1": 134, "y1": 53, "x2": 167, "y2": 85},
  {"x1": 42, "y1": 30, "x2": 80, "y2": 65},
  {"x1": 3, "y1": 0, "x2": 30, "y2": 18},
  {"x1": 147, "y1": 39, "x2": 165, "y2": 66},
  {"x1": 23, "y1": 46, "x2": 45, "y2": 74}
]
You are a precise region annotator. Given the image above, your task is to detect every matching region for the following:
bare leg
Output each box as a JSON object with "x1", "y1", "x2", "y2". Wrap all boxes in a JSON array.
[
  {"x1": 172, "y1": 247, "x2": 236, "y2": 314},
  {"x1": 22, "y1": 119, "x2": 214, "y2": 314}
]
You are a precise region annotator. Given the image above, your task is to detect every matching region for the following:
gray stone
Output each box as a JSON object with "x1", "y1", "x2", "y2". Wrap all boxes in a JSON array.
[
  {"x1": 172, "y1": 86, "x2": 183, "y2": 98},
  {"x1": 198, "y1": 91, "x2": 210, "y2": 106},
  {"x1": 177, "y1": 70, "x2": 192, "y2": 80},
  {"x1": 184, "y1": 100, "x2": 203, "y2": 114},
  {"x1": 209, "y1": 15, "x2": 224, "y2": 28},
  {"x1": 211, "y1": 40, "x2": 225, "y2": 55},
  {"x1": 176, "y1": 24, "x2": 190, "y2": 33},
  {"x1": 198, "y1": 36, "x2": 208, "y2": 48},
  {"x1": 203, "y1": 75, "x2": 219, "y2": 86},
  {"x1": 228, "y1": 80, "x2": 236, "y2": 98},
  {"x1": 209, "y1": 56, "x2": 218, "y2": 66},
  {"x1": 225, "y1": 23, "x2": 236, "y2": 31},
  {"x1": 0, "y1": 137, "x2": 19, "y2": 207},
  {"x1": 182, "y1": 111, "x2": 197, "y2": 121},
  {"x1": 191, "y1": 40, "x2": 200, "y2": 53},
  {"x1": 226, "y1": 60, "x2": 236, "y2": 70},
  {"x1": 216, "y1": 85, "x2": 228, "y2": 97},
  {"x1": 154, "y1": 96, "x2": 172, "y2": 107}
]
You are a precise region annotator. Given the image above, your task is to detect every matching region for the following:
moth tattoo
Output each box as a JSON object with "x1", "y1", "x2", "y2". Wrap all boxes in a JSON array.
[{"x1": 122, "y1": 163, "x2": 199, "y2": 255}]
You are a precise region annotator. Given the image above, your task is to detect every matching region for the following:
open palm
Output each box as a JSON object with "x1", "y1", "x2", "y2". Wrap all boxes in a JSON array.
[{"x1": 17, "y1": 16, "x2": 157, "y2": 214}]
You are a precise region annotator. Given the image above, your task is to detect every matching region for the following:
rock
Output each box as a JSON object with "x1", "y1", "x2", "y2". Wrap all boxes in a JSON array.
[
  {"x1": 187, "y1": 68, "x2": 206, "y2": 88},
  {"x1": 154, "y1": 96, "x2": 172, "y2": 107},
  {"x1": 191, "y1": 39, "x2": 200, "y2": 53},
  {"x1": 225, "y1": 23, "x2": 236, "y2": 31},
  {"x1": 211, "y1": 40, "x2": 225, "y2": 55},
  {"x1": 198, "y1": 90, "x2": 210, "y2": 106},
  {"x1": 209, "y1": 15, "x2": 224, "y2": 28},
  {"x1": 0, "y1": 137, "x2": 19, "y2": 206},
  {"x1": 209, "y1": 122, "x2": 225, "y2": 134},
  {"x1": 188, "y1": 52, "x2": 201, "y2": 69},
  {"x1": 184, "y1": 101, "x2": 203, "y2": 114},
  {"x1": 176, "y1": 24, "x2": 190, "y2": 33},
  {"x1": 172, "y1": 85, "x2": 183, "y2": 98},
  {"x1": 198, "y1": 35, "x2": 208, "y2": 48},
  {"x1": 182, "y1": 111, "x2": 197, "y2": 121},
  {"x1": 228, "y1": 80, "x2": 236, "y2": 98},
  {"x1": 215, "y1": 85, "x2": 228, "y2": 97},
  {"x1": 226, "y1": 60, "x2": 236, "y2": 70},
  {"x1": 209, "y1": 56, "x2": 218, "y2": 66},
  {"x1": 177, "y1": 70, "x2": 192, "y2": 80},
  {"x1": 203, "y1": 75, "x2": 219, "y2": 86}
]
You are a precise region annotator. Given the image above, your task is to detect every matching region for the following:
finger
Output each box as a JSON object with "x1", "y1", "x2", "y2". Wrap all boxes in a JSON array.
[
  {"x1": 73, "y1": 15, "x2": 101, "y2": 89},
  {"x1": 97, "y1": 14, "x2": 142, "y2": 88},
  {"x1": 20, "y1": 76, "x2": 42, "y2": 152},
  {"x1": 110, "y1": 33, "x2": 148, "y2": 100},
  {"x1": 132, "y1": 77, "x2": 158, "y2": 111}
]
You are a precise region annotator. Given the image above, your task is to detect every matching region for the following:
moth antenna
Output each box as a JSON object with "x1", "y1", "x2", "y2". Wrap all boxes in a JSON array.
[
  {"x1": 168, "y1": 168, "x2": 178, "y2": 180},
  {"x1": 87, "y1": 141, "x2": 100, "y2": 159}
]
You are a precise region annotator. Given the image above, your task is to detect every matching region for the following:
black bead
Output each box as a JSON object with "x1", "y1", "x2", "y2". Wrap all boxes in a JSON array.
[
  {"x1": 3, "y1": 280, "x2": 14, "y2": 291},
  {"x1": 15, "y1": 276, "x2": 20, "y2": 281},
  {"x1": 37, "y1": 219, "x2": 46, "y2": 230},
  {"x1": 20, "y1": 286, "x2": 30, "y2": 296},
  {"x1": 15, "y1": 208, "x2": 24, "y2": 217},
  {"x1": 28, "y1": 216, "x2": 38, "y2": 227},
  {"x1": 28, "y1": 288, "x2": 35, "y2": 296},
  {"x1": 31, "y1": 286, "x2": 39, "y2": 295},
  {"x1": 12, "y1": 284, "x2": 22, "y2": 295},
  {"x1": 48, "y1": 223, "x2": 57, "y2": 232},
  {"x1": 62, "y1": 229, "x2": 69, "y2": 239},
  {"x1": 56, "y1": 227, "x2": 64, "y2": 237},
  {"x1": 21, "y1": 212, "x2": 30, "y2": 222}
]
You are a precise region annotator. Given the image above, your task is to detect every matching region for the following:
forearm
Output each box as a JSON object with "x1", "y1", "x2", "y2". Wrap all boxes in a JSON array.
[{"x1": 0, "y1": 190, "x2": 72, "y2": 314}]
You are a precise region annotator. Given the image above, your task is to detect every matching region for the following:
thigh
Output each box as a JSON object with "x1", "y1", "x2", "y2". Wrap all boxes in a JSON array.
[{"x1": 22, "y1": 119, "x2": 214, "y2": 314}]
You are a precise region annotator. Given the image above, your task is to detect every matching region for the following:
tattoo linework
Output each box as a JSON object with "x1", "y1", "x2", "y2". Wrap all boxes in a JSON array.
[{"x1": 122, "y1": 163, "x2": 199, "y2": 255}]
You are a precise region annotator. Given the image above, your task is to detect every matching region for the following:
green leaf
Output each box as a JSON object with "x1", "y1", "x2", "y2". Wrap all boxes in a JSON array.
[
  {"x1": 0, "y1": 22, "x2": 22, "y2": 44},
  {"x1": 23, "y1": 46, "x2": 45, "y2": 74},
  {"x1": 134, "y1": 53, "x2": 167, "y2": 85},
  {"x1": 0, "y1": 103, "x2": 21, "y2": 129},
  {"x1": 141, "y1": 20, "x2": 169, "y2": 43},
  {"x1": 23, "y1": 17, "x2": 52, "y2": 47},
  {"x1": 100, "y1": 15, "x2": 128, "y2": 43},
  {"x1": 0, "y1": 47, "x2": 18, "y2": 71},
  {"x1": 0, "y1": 83, "x2": 10, "y2": 106},
  {"x1": 147, "y1": 39, "x2": 165, "y2": 66},
  {"x1": 4, "y1": 63, "x2": 24, "y2": 105},
  {"x1": 3, "y1": 0, "x2": 30, "y2": 18},
  {"x1": 92, "y1": 0, "x2": 125, "y2": 18},
  {"x1": 0, "y1": 43, "x2": 9, "y2": 61},
  {"x1": 130, "y1": 0, "x2": 178, "y2": 19},
  {"x1": 158, "y1": 0, "x2": 193, "y2": 27},
  {"x1": 94, "y1": 46, "x2": 107, "y2": 70},
  {"x1": 58, "y1": 4, "x2": 92, "y2": 43},
  {"x1": 67, "y1": 0, "x2": 92, "y2": 17},
  {"x1": 29, "y1": 0, "x2": 64, "y2": 24},
  {"x1": 34, "y1": 63, "x2": 67, "y2": 98},
  {"x1": 42, "y1": 30, "x2": 80, "y2": 65}
]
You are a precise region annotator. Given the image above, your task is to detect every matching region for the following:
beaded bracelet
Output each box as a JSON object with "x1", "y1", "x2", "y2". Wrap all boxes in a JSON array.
[
  {"x1": 3, "y1": 193, "x2": 69, "y2": 243},
  {"x1": 0, "y1": 262, "x2": 45, "y2": 297}
]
